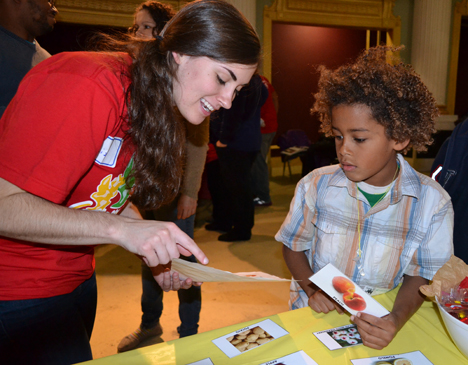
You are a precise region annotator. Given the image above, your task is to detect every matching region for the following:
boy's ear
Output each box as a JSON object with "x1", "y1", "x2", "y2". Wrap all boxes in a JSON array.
[{"x1": 394, "y1": 138, "x2": 410, "y2": 152}]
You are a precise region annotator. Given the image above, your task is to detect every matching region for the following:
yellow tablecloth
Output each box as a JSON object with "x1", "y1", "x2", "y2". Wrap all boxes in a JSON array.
[{"x1": 81, "y1": 288, "x2": 468, "y2": 364}]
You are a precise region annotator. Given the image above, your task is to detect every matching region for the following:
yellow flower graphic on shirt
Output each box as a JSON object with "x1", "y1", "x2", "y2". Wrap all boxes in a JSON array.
[{"x1": 69, "y1": 158, "x2": 134, "y2": 212}]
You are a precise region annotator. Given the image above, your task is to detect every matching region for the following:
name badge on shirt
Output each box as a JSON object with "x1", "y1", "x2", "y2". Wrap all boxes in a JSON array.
[{"x1": 95, "y1": 136, "x2": 123, "y2": 168}]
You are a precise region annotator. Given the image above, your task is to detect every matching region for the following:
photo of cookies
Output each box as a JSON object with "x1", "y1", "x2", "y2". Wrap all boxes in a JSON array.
[
  {"x1": 225, "y1": 326, "x2": 273, "y2": 352},
  {"x1": 212, "y1": 319, "x2": 289, "y2": 358}
]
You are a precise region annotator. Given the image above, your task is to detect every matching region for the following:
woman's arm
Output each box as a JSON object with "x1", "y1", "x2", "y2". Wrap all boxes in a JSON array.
[{"x1": 0, "y1": 177, "x2": 208, "y2": 268}]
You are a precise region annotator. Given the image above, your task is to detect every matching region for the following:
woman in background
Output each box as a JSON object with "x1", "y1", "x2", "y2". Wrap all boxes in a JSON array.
[{"x1": 128, "y1": 0, "x2": 174, "y2": 39}]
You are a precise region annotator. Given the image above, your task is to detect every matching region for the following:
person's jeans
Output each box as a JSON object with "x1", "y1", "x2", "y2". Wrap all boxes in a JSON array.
[
  {"x1": 251, "y1": 132, "x2": 275, "y2": 202},
  {"x1": 206, "y1": 159, "x2": 232, "y2": 230},
  {"x1": 0, "y1": 272, "x2": 97, "y2": 365},
  {"x1": 214, "y1": 146, "x2": 258, "y2": 236},
  {"x1": 142, "y1": 199, "x2": 201, "y2": 337}
]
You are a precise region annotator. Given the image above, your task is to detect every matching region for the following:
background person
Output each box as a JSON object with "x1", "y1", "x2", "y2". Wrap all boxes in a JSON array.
[
  {"x1": 118, "y1": 2, "x2": 208, "y2": 352},
  {"x1": 0, "y1": 0, "x2": 58, "y2": 117},
  {"x1": 252, "y1": 75, "x2": 278, "y2": 207},
  {"x1": 431, "y1": 114, "x2": 468, "y2": 264},
  {"x1": 0, "y1": 0, "x2": 261, "y2": 363},
  {"x1": 128, "y1": 0, "x2": 174, "y2": 39},
  {"x1": 206, "y1": 74, "x2": 268, "y2": 242},
  {"x1": 277, "y1": 46, "x2": 453, "y2": 350}
]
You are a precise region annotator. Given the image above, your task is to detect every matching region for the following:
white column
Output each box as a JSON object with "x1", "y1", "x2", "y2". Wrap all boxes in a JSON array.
[
  {"x1": 411, "y1": 0, "x2": 452, "y2": 110},
  {"x1": 227, "y1": 0, "x2": 256, "y2": 29},
  {"x1": 409, "y1": 0, "x2": 455, "y2": 172}
]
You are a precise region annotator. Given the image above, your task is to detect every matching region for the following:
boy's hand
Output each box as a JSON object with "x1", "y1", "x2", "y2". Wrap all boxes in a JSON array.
[
  {"x1": 308, "y1": 289, "x2": 345, "y2": 314},
  {"x1": 351, "y1": 312, "x2": 398, "y2": 349},
  {"x1": 349, "y1": 275, "x2": 428, "y2": 350}
]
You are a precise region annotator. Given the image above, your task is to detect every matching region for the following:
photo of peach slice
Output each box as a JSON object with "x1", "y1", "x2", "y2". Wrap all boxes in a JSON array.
[
  {"x1": 332, "y1": 276, "x2": 355, "y2": 293},
  {"x1": 343, "y1": 290, "x2": 367, "y2": 311}
]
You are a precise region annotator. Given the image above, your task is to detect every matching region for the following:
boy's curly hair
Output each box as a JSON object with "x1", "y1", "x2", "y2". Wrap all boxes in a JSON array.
[{"x1": 312, "y1": 46, "x2": 438, "y2": 153}]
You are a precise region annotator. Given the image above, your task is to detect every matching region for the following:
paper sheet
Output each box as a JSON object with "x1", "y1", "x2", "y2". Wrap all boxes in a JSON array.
[
  {"x1": 350, "y1": 350, "x2": 433, "y2": 364},
  {"x1": 259, "y1": 350, "x2": 318, "y2": 365},
  {"x1": 171, "y1": 258, "x2": 291, "y2": 282},
  {"x1": 309, "y1": 263, "x2": 390, "y2": 317},
  {"x1": 313, "y1": 324, "x2": 363, "y2": 350},
  {"x1": 420, "y1": 255, "x2": 468, "y2": 300}
]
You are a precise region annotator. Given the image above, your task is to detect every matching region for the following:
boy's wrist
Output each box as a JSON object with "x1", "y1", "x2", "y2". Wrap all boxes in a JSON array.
[
  {"x1": 305, "y1": 283, "x2": 319, "y2": 298},
  {"x1": 389, "y1": 303, "x2": 417, "y2": 332},
  {"x1": 386, "y1": 312, "x2": 403, "y2": 331}
]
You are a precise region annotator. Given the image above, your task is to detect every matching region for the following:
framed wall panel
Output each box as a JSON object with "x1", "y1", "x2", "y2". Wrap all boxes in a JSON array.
[{"x1": 262, "y1": 0, "x2": 401, "y2": 80}]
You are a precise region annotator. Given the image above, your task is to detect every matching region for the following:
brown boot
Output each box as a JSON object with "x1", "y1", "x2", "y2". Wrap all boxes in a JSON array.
[{"x1": 117, "y1": 323, "x2": 163, "y2": 353}]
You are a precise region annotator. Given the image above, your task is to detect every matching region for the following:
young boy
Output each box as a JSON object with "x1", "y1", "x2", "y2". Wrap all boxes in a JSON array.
[{"x1": 276, "y1": 46, "x2": 453, "y2": 350}]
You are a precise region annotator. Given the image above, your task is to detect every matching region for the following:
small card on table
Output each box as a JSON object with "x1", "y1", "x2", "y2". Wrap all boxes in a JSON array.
[
  {"x1": 259, "y1": 350, "x2": 318, "y2": 365},
  {"x1": 313, "y1": 324, "x2": 363, "y2": 350},
  {"x1": 212, "y1": 319, "x2": 288, "y2": 358},
  {"x1": 309, "y1": 263, "x2": 390, "y2": 317},
  {"x1": 350, "y1": 350, "x2": 433, "y2": 364},
  {"x1": 187, "y1": 358, "x2": 214, "y2": 365}
]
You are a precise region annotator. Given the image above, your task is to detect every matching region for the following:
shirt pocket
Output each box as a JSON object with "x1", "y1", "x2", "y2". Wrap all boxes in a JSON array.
[
  {"x1": 363, "y1": 235, "x2": 406, "y2": 286},
  {"x1": 313, "y1": 218, "x2": 348, "y2": 267}
]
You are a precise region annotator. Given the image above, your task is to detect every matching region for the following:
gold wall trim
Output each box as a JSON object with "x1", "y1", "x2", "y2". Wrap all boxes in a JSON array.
[
  {"x1": 286, "y1": 1, "x2": 380, "y2": 18},
  {"x1": 447, "y1": 0, "x2": 468, "y2": 115},
  {"x1": 56, "y1": 0, "x2": 188, "y2": 27},
  {"x1": 262, "y1": 0, "x2": 401, "y2": 80}
]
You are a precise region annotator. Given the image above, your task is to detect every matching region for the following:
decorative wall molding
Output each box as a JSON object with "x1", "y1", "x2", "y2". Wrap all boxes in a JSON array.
[
  {"x1": 264, "y1": 0, "x2": 399, "y2": 27},
  {"x1": 262, "y1": 0, "x2": 401, "y2": 80},
  {"x1": 55, "y1": 0, "x2": 189, "y2": 27},
  {"x1": 285, "y1": 1, "x2": 380, "y2": 17},
  {"x1": 447, "y1": 0, "x2": 468, "y2": 115}
]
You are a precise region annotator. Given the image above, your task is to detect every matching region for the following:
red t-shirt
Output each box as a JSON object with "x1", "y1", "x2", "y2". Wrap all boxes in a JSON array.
[
  {"x1": 260, "y1": 75, "x2": 278, "y2": 134},
  {"x1": 0, "y1": 52, "x2": 135, "y2": 300}
]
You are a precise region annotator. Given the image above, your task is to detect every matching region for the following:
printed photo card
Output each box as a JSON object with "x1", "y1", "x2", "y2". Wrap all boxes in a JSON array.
[
  {"x1": 350, "y1": 350, "x2": 433, "y2": 364},
  {"x1": 313, "y1": 324, "x2": 363, "y2": 350},
  {"x1": 309, "y1": 263, "x2": 390, "y2": 317},
  {"x1": 212, "y1": 319, "x2": 288, "y2": 358},
  {"x1": 259, "y1": 350, "x2": 318, "y2": 365},
  {"x1": 186, "y1": 358, "x2": 214, "y2": 365}
]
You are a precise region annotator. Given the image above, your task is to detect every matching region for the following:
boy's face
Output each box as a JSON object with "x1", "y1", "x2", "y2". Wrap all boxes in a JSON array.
[{"x1": 331, "y1": 104, "x2": 408, "y2": 187}]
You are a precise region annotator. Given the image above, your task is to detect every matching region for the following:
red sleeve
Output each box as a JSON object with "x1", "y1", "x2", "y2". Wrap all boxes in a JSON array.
[{"x1": 0, "y1": 63, "x2": 126, "y2": 204}]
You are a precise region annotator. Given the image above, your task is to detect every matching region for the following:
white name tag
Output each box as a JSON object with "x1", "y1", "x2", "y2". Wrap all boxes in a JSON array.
[{"x1": 95, "y1": 136, "x2": 123, "y2": 168}]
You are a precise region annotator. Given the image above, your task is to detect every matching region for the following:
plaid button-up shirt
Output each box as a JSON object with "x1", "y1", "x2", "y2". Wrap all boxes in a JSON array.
[{"x1": 276, "y1": 154, "x2": 454, "y2": 310}]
